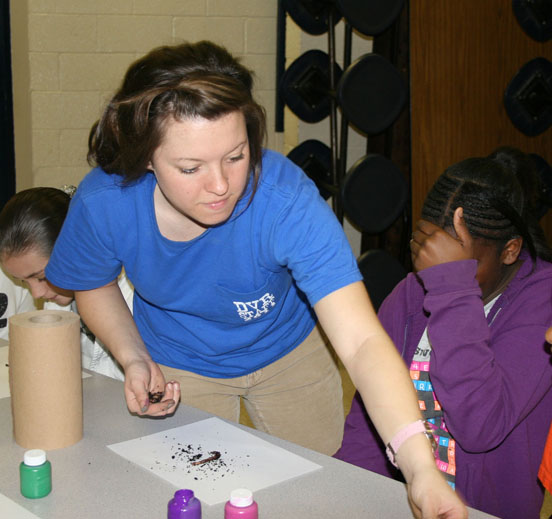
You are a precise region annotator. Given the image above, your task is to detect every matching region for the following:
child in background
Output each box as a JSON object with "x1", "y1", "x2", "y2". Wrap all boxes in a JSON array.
[
  {"x1": 335, "y1": 149, "x2": 552, "y2": 519},
  {"x1": 0, "y1": 268, "x2": 36, "y2": 341},
  {"x1": 0, "y1": 187, "x2": 133, "y2": 380}
]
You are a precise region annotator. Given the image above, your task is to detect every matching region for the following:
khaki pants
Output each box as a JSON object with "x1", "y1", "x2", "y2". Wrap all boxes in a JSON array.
[
  {"x1": 541, "y1": 489, "x2": 552, "y2": 519},
  {"x1": 159, "y1": 325, "x2": 344, "y2": 456}
]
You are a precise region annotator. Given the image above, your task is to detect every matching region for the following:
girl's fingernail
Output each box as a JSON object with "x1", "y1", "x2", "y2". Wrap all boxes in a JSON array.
[
  {"x1": 166, "y1": 402, "x2": 174, "y2": 410},
  {"x1": 141, "y1": 404, "x2": 148, "y2": 413}
]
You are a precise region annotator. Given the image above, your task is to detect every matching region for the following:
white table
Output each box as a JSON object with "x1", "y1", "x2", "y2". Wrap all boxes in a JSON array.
[{"x1": 0, "y1": 350, "x2": 496, "y2": 518}]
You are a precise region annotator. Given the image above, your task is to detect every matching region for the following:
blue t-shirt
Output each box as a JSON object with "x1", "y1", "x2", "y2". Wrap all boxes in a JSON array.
[{"x1": 46, "y1": 150, "x2": 361, "y2": 377}]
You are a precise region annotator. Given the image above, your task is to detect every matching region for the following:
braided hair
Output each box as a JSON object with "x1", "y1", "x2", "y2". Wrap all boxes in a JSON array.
[{"x1": 421, "y1": 148, "x2": 552, "y2": 265}]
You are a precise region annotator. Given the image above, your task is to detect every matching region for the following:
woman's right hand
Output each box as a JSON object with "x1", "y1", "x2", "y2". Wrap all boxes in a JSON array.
[
  {"x1": 123, "y1": 356, "x2": 180, "y2": 416},
  {"x1": 73, "y1": 283, "x2": 180, "y2": 416}
]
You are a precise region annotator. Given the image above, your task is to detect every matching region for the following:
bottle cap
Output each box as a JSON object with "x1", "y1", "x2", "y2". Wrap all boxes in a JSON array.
[
  {"x1": 23, "y1": 449, "x2": 47, "y2": 466},
  {"x1": 174, "y1": 489, "x2": 194, "y2": 504},
  {"x1": 229, "y1": 488, "x2": 253, "y2": 507}
]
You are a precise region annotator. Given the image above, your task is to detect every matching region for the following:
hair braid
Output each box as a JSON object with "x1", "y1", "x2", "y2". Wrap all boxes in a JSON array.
[{"x1": 421, "y1": 152, "x2": 552, "y2": 265}]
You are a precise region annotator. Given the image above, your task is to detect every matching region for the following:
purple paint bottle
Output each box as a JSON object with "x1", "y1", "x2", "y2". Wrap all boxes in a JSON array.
[
  {"x1": 224, "y1": 488, "x2": 258, "y2": 519},
  {"x1": 167, "y1": 489, "x2": 202, "y2": 519}
]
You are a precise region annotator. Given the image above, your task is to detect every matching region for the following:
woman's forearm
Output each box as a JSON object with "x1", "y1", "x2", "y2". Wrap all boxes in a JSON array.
[
  {"x1": 315, "y1": 281, "x2": 435, "y2": 479},
  {"x1": 75, "y1": 281, "x2": 179, "y2": 416},
  {"x1": 345, "y1": 332, "x2": 436, "y2": 480},
  {"x1": 74, "y1": 281, "x2": 150, "y2": 369}
]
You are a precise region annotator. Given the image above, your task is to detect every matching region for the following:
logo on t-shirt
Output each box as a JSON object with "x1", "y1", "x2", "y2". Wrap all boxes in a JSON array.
[{"x1": 233, "y1": 293, "x2": 276, "y2": 321}]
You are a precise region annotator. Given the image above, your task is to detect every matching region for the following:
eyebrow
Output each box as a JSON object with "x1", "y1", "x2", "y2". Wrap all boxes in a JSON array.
[
  {"x1": 21, "y1": 269, "x2": 45, "y2": 280},
  {"x1": 175, "y1": 140, "x2": 247, "y2": 162}
]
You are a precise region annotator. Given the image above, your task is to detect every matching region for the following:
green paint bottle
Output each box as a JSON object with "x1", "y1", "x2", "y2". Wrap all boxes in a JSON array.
[{"x1": 20, "y1": 449, "x2": 52, "y2": 499}]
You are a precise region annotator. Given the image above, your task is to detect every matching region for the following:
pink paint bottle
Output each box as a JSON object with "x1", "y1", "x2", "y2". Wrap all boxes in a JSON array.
[{"x1": 224, "y1": 488, "x2": 258, "y2": 518}]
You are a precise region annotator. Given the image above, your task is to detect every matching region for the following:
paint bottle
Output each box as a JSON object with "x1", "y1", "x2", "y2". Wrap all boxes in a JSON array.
[
  {"x1": 167, "y1": 489, "x2": 202, "y2": 518},
  {"x1": 20, "y1": 449, "x2": 52, "y2": 499},
  {"x1": 224, "y1": 488, "x2": 258, "y2": 518}
]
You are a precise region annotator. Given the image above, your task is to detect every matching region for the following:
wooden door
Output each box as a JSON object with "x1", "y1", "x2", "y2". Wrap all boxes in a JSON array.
[{"x1": 410, "y1": 1, "x2": 552, "y2": 239}]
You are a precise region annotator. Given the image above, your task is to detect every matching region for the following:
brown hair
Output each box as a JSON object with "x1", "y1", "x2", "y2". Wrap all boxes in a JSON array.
[
  {"x1": 0, "y1": 188, "x2": 70, "y2": 259},
  {"x1": 88, "y1": 41, "x2": 266, "y2": 191}
]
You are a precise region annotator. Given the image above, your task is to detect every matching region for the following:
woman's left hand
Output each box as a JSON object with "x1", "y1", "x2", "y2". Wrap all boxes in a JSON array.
[
  {"x1": 411, "y1": 207, "x2": 474, "y2": 272},
  {"x1": 407, "y1": 466, "x2": 468, "y2": 519}
]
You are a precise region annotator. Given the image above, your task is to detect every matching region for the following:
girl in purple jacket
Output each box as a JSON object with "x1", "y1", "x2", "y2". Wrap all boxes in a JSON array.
[{"x1": 335, "y1": 148, "x2": 552, "y2": 519}]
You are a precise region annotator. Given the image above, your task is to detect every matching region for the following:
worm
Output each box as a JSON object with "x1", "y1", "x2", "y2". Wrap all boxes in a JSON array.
[
  {"x1": 148, "y1": 391, "x2": 164, "y2": 403},
  {"x1": 191, "y1": 451, "x2": 221, "y2": 466}
]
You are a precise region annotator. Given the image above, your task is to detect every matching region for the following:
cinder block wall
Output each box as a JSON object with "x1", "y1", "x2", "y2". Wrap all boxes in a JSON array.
[
  {"x1": 10, "y1": 0, "x2": 283, "y2": 189},
  {"x1": 9, "y1": 2, "x2": 368, "y2": 254}
]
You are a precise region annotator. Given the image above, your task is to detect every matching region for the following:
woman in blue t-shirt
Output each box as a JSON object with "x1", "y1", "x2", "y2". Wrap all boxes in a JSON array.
[{"x1": 45, "y1": 40, "x2": 465, "y2": 518}]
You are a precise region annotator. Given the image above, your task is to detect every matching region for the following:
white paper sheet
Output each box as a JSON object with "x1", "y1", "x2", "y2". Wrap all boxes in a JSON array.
[
  {"x1": 0, "y1": 345, "x2": 91, "y2": 399},
  {"x1": 108, "y1": 416, "x2": 322, "y2": 505},
  {"x1": 0, "y1": 493, "x2": 42, "y2": 519}
]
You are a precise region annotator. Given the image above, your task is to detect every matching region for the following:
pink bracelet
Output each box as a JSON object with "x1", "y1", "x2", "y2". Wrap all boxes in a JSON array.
[{"x1": 385, "y1": 419, "x2": 437, "y2": 468}]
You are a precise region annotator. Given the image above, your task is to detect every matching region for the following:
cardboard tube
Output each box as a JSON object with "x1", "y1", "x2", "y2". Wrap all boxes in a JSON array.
[{"x1": 9, "y1": 310, "x2": 82, "y2": 450}]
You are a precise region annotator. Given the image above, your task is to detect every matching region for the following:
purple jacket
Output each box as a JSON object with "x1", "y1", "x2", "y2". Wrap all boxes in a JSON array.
[{"x1": 335, "y1": 253, "x2": 552, "y2": 519}]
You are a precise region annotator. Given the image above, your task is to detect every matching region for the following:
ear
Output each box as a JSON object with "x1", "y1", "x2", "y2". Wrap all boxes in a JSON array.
[
  {"x1": 546, "y1": 326, "x2": 552, "y2": 344},
  {"x1": 500, "y1": 237, "x2": 523, "y2": 265},
  {"x1": 452, "y1": 207, "x2": 471, "y2": 243}
]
